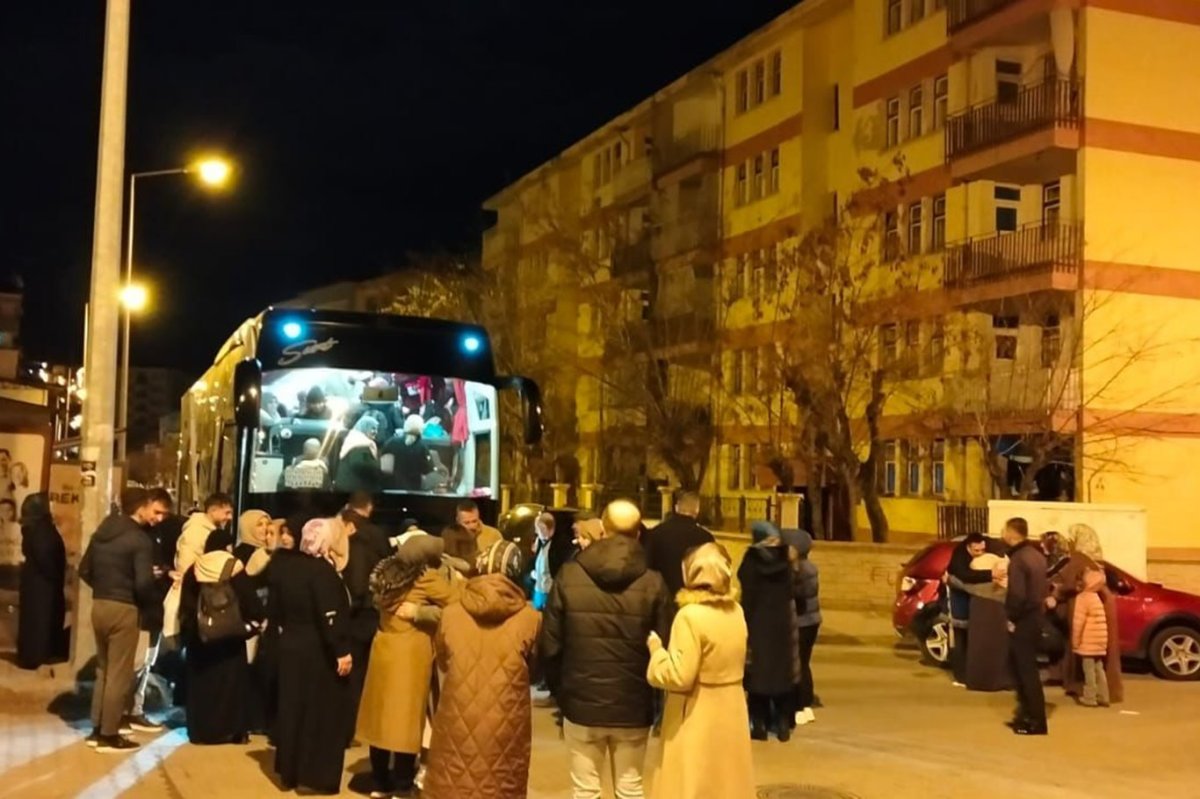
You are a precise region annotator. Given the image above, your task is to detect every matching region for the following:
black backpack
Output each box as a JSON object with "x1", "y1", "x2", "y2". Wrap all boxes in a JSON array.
[{"x1": 197, "y1": 559, "x2": 246, "y2": 643}]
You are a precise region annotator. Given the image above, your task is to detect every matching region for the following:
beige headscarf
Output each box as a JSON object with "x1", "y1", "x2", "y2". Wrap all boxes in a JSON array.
[
  {"x1": 1067, "y1": 524, "x2": 1104, "y2": 562},
  {"x1": 194, "y1": 550, "x2": 244, "y2": 584},
  {"x1": 678, "y1": 542, "x2": 738, "y2": 606},
  {"x1": 238, "y1": 510, "x2": 271, "y2": 549}
]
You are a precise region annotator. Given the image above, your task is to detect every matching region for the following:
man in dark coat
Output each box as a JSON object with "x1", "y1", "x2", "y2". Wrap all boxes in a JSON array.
[
  {"x1": 644, "y1": 491, "x2": 713, "y2": 597},
  {"x1": 1003, "y1": 517, "x2": 1049, "y2": 735},
  {"x1": 945, "y1": 532, "x2": 992, "y2": 686},
  {"x1": 540, "y1": 500, "x2": 672, "y2": 798},
  {"x1": 17, "y1": 493, "x2": 67, "y2": 669},
  {"x1": 125, "y1": 487, "x2": 177, "y2": 733},
  {"x1": 739, "y1": 522, "x2": 797, "y2": 741},
  {"x1": 78, "y1": 487, "x2": 170, "y2": 752}
]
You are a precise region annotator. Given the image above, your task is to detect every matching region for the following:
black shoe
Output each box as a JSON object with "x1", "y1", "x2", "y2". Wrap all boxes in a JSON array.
[
  {"x1": 126, "y1": 714, "x2": 165, "y2": 733},
  {"x1": 750, "y1": 724, "x2": 769, "y2": 741},
  {"x1": 776, "y1": 724, "x2": 792, "y2": 743},
  {"x1": 1012, "y1": 721, "x2": 1048, "y2": 736},
  {"x1": 95, "y1": 735, "x2": 141, "y2": 753},
  {"x1": 85, "y1": 730, "x2": 101, "y2": 748}
]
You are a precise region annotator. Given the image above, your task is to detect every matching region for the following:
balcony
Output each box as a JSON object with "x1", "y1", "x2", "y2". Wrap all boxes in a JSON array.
[
  {"x1": 611, "y1": 238, "x2": 653, "y2": 279},
  {"x1": 611, "y1": 156, "x2": 652, "y2": 203},
  {"x1": 652, "y1": 126, "x2": 721, "y2": 176},
  {"x1": 947, "y1": 0, "x2": 1075, "y2": 48},
  {"x1": 652, "y1": 310, "x2": 717, "y2": 351},
  {"x1": 944, "y1": 221, "x2": 1081, "y2": 297},
  {"x1": 945, "y1": 78, "x2": 1081, "y2": 183}
]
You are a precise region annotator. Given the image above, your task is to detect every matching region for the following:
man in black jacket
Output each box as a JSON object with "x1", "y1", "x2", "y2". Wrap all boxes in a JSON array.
[
  {"x1": 541, "y1": 500, "x2": 671, "y2": 799},
  {"x1": 125, "y1": 488, "x2": 177, "y2": 733},
  {"x1": 78, "y1": 487, "x2": 169, "y2": 752},
  {"x1": 1002, "y1": 517, "x2": 1049, "y2": 735},
  {"x1": 945, "y1": 532, "x2": 993, "y2": 686},
  {"x1": 339, "y1": 495, "x2": 392, "y2": 745},
  {"x1": 643, "y1": 491, "x2": 713, "y2": 598}
]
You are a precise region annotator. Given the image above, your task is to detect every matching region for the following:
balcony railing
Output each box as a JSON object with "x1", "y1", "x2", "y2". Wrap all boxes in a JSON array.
[
  {"x1": 944, "y1": 221, "x2": 1082, "y2": 288},
  {"x1": 945, "y1": 79, "x2": 1081, "y2": 161},
  {"x1": 946, "y1": 0, "x2": 1020, "y2": 32},
  {"x1": 652, "y1": 126, "x2": 721, "y2": 174}
]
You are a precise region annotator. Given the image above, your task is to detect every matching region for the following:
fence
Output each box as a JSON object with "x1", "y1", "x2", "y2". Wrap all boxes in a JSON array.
[
  {"x1": 946, "y1": 0, "x2": 1019, "y2": 33},
  {"x1": 943, "y1": 221, "x2": 1082, "y2": 287},
  {"x1": 936, "y1": 503, "x2": 989, "y2": 540},
  {"x1": 945, "y1": 78, "x2": 1081, "y2": 160}
]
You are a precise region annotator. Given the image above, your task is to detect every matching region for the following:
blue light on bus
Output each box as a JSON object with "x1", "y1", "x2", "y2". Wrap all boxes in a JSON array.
[
  {"x1": 462, "y1": 335, "x2": 482, "y2": 354},
  {"x1": 281, "y1": 321, "x2": 304, "y2": 341}
]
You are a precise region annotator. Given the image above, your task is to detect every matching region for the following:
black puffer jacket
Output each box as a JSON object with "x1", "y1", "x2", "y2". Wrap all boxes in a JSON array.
[
  {"x1": 540, "y1": 535, "x2": 671, "y2": 728},
  {"x1": 78, "y1": 513, "x2": 155, "y2": 608}
]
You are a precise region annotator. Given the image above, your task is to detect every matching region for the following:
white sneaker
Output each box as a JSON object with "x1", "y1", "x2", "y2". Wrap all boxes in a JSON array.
[
  {"x1": 952, "y1": 681, "x2": 967, "y2": 688},
  {"x1": 795, "y1": 707, "x2": 816, "y2": 726}
]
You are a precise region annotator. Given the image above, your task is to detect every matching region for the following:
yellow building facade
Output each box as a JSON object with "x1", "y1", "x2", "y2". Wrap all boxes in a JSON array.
[{"x1": 482, "y1": 0, "x2": 1200, "y2": 556}]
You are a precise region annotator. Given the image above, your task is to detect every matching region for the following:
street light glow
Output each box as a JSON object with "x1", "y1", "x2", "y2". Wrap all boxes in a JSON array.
[
  {"x1": 119, "y1": 283, "x2": 149, "y2": 312},
  {"x1": 194, "y1": 157, "x2": 232, "y2": 187}
]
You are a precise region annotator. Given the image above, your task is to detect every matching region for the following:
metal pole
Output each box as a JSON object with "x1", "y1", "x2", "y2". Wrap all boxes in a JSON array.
[
  {"x1": 73, "y1": 0, "x2": 131, "y2": 672},
  {"x1": 117, "y1": 173, "x2": 135, "y2": 464}
]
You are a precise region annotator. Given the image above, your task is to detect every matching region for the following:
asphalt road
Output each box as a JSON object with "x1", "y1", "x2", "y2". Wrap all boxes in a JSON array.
[{"x1": 2, "y1": 610, "x2": 1196, "y2": 799}]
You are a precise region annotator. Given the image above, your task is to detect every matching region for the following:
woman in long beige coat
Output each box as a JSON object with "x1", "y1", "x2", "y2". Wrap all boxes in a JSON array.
[
  {"x1": 648, "y1": 542, "x2": 756, "y2": 799},
  {"x1": 423, "y1": 541, "x2": 541, "y2": 799},
  {"x1": 357, "y1": 534, "x2": 454, "y2": 798}
]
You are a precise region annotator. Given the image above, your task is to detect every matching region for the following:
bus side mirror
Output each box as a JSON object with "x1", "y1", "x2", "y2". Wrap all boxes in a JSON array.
[
  {"x1": 499, "y1": 375, "x2": 543, "y2": 445},
  {"x1": 234, "y1": 359, "x2": 263, "y2": 429}
]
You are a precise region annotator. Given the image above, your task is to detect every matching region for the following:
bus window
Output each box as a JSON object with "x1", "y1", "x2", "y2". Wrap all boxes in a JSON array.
[{"x1": 249, "y1": 367, "x2": 498, "y2": 499}]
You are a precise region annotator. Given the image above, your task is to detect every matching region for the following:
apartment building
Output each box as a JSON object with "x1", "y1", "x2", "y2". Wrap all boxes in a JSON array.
[{"x1": 484, "y1": 0, "x2": 1200, "y2": 551}]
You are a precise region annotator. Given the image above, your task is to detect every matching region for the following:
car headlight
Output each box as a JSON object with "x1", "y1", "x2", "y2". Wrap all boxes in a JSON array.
[{"x1": 900, "y1": 576, "x2": 917, "y2": 593}]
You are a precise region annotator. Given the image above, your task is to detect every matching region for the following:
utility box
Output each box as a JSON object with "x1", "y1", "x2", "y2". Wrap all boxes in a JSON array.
[{"x1": 987, "y1": 500, "x2": 1148, "y2": 580}]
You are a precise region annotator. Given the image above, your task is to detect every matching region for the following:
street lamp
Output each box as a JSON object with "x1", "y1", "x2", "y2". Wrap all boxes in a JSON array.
[{"x1": 117, "y1": 155, "x2": 233, "y2": 463}]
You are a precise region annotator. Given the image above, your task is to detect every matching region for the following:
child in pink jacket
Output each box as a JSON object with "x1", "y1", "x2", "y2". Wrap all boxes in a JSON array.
[{"x1": 1072, "y1": 568, "x2": 1110, "y2": 707}]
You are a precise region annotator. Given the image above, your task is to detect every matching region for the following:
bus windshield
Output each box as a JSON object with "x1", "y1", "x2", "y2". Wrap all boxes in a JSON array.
[{"x1": 248, "y1": 366, "x2": 497, "y2": 499}]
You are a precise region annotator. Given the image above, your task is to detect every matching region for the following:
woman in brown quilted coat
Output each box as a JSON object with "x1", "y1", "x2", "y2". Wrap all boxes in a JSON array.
[{"x1": 422, "y1": 541, "x2": 541, "y2": 799}]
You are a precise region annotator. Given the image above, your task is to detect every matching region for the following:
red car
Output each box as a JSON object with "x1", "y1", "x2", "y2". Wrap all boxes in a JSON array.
[{"x1": 893, "y1": 540, "x2": 1200, "y2": 681}]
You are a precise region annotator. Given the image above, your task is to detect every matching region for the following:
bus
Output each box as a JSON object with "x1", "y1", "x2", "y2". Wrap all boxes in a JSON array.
[{"x1": 179, "y1": 308, "x2": 542, "y2": 528}]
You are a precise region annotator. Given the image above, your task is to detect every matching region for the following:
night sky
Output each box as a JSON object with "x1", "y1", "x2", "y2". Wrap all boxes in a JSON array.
[{"x1": 5, "y1": 1, "x2": 798, "y2": 372}]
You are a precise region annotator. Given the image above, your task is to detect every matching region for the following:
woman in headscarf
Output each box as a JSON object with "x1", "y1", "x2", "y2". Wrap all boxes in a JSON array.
[
  {"x1": 16, "y1": 493, "x2": 67, "y2": 669},
  {"x1": 422, "y1": 541, "x2": 541, "y2": 799},
  {"x1": 382, "y1": 414, "x2": 433, "y2": 492},
  {"x1": 357, "y1": 534, "x2": 455, "y2": 798},
  {"x1": 177, "y1": 549, "x2": 265, "y2": 744},
  {"x1": 233, "y1": 510, "x2": 273, "y2": 579},
  {"x1": 739, "y1": 521, "x2": 799, "y2": 742},
  {"x1": 335, "y1": 414, "x2": 383, "y2": 494},
  {"x1": 960, "y1": 551, "x2": 1012, "y2": 692},
  {"x1": 1051, "y1": 524, "x2": 1123, "y2": 703},
  {"x1": 270, "y1": 515, "x2": 354, "y2": 794},
  {"x1": 647, "y1": 543, "x2": 755, "y2": 799}
]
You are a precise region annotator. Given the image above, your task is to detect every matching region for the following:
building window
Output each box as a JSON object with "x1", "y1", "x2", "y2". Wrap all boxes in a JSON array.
[
  {"x1": 602, "y1": 150, "x2": 612, "y2": 184},
  {"x1": 883, "y1": 210, "x2": 901, "y2": 258},
  {"x1": 886, "y1": 0, "x2": 903, "y2": 35},
  {"x1": 1041, "y1": 314, "x2": 1062, "y2": 368},
  {"x1": 770, "y1": 51, "x2": 783, "y2": 97},
  {"x1": 769, "y1": 148, "x2": 781, "y2": 194},
  {"x1": 909, "y1": 84, "x2": 924, "y2": 138},
  {"x1": 751, "y1": 154, "x2": 765, "y2": 200},
  {"x1": 880, "y1": 323, "x2": 899, "y2": 367},
  {"x1": 995, "y1": 185, "x2": 1020, "y2": 232},
  {"x1": 832, "y1": 84, "x2": 841, "y2": 131},
  {"x1": 994, "y1": 314, "x2": 1019, "y2": 360},
  {"x1": 1043, "y1": 181, "x2": 1061, "y2": 227},
  {"x1": 727, "y1": 444, "x2": 743, "y2": 491},
  {"x1": 743, "y1": 349, "x2": 759, "y2": 395},
  {"x1": 886, "y1": 96, "x2": 901, "y2": 148},
  {"x1": 908, "y1": 201, "x2": 923, "y2": 254},
  {"x1": 931, "y1": 194, "x2": 947, "y2": 250},
  {"x1": 730, "y1": 255, "x2": 747, "y2": 300},
  {"x1": 592, "y1": 154, "x2": 601, "y2": 188},
  {"x1": 931, "y1": 438, "x2": 946, "y2": 495},
  {"x1": 754, "y1": 60, "x2": 766, "y2": 106},
  {"x1": 934, "y1": 74, "x2": 949, "y2": 129},
  {"x1": 928, "y1": 316, "x2": 946, "y2": 373},
  {"x1": 997, "y1": 60, "x2": 1022, "y2": 104},
  {"x1": 912, "y1": 0, "x2": 927, "y2": 23},
  {"x1": 880, "y1": 441, "x2": 898, "y2": 496},
  {"x1": 613, "y1": 142, "x2": 623, "y2": 174},
  {"x1": 736, "y1": 162, "x2": 748, "y2": 206},
  {"x1": 906, "y1": 441, "x2": 922, "y2": 495},
  {"x1": 758, "y1": 345, "x2": 773, "y2": 392},
  {"x1": 736, "y1": 70, "x2": 749, "y2": 114}
]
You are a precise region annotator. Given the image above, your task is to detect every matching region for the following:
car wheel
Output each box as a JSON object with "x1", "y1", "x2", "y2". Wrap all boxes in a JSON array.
[
  {"x1": 1150, "y1": 626, "x2": 1200, "y2": 681},
  {"x1": 920, "y1": 618, "x2": 951, "y2": 668}
]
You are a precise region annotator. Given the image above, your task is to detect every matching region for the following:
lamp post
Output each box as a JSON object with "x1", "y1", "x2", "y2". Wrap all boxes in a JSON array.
[{"x1": 116, "y1": 157, "x2": 231, "y2": 463}]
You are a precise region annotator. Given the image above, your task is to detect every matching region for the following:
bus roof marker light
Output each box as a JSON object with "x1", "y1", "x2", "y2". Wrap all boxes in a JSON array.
[
  {"x1": 282, "y1": 321, "x2": 304, "y2": 341},
  {"x1": 462, "y1": 335, "x2": 482, "y2": 354}
]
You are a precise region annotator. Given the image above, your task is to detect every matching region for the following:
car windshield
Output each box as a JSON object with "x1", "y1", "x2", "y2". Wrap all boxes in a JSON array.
[{"x1": 248, "y1": 367, "x2": 496, "y2": 498}]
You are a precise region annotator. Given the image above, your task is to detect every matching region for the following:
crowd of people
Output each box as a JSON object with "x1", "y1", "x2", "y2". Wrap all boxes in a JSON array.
[
  {"x1": 944, "y1": 518, "x2": 1124, "y2": 736},
  {"x1": 66, "y1": 487, "x2": 823, "y2": 798}
]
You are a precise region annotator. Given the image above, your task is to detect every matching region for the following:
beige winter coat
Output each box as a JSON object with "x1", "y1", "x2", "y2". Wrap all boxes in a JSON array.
[{"x1": 648, "y1": 589, "x2": 756, "y2": 799}]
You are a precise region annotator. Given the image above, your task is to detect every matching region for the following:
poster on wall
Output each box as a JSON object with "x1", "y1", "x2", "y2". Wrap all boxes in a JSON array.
[{"x1": 0, "y1": 432, "x2": 49, "y2": 571}]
